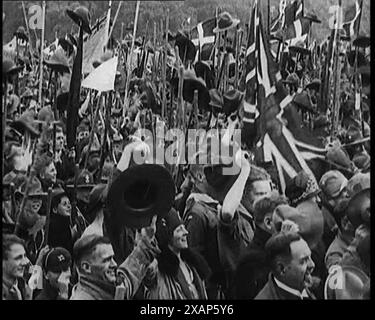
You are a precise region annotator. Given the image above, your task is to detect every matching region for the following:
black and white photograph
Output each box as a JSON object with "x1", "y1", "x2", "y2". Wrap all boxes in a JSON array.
[{"x1": 2, "y1": 0, "x2": 370, "y2": 304}]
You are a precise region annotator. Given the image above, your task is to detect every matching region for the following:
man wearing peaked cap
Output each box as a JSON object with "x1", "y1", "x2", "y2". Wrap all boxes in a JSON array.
[{"x1": 35, "y1": 247, "x2": 72, "y2": 300}]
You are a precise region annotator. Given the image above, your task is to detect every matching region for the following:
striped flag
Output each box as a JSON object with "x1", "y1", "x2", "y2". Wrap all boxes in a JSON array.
[
  {"x1": 242, "y1": 1, "x2": 322, "y2": 193},
  {"x1": 191, "y1": 17, "x2": 216, "y2": 61},
  {"x1": 343, "y1": 0, "x2": 362, "y2": 39},
  {"x1": 242, "y1": 0, "x2": 260, "y2": 147}
]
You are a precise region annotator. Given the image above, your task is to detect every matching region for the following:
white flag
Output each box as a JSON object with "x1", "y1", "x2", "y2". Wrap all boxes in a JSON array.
[{"x1": 82, "y1": 56, "x2": 118, "y2": 92}]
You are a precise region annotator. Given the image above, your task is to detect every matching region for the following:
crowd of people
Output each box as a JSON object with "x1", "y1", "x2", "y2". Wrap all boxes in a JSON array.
[{"x1": 2, "y1": 3, "x2": 370, "y2": 300}]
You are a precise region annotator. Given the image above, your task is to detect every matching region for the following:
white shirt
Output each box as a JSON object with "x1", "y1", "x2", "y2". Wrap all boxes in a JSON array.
[{"x1": 274, "y1": 276, "x2": 309, "y2": 299}]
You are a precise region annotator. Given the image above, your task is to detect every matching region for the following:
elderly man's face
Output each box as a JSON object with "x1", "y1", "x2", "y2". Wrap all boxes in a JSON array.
[
  {"x1": 279, "y1": 238, "x2": 315, "y2": 292},
  {"x1": 3, "y1": 244, "x2": 30, "y2": 280}
]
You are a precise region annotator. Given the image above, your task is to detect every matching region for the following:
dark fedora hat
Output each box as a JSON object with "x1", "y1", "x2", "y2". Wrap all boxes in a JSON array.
[
  {"x1": 353, "y1": 33, "x2": 371, "y2": 48},
  {"x1": 293, "y1": 91, "x2": 317, "y2": 114},
  {"x1": 172, "y1": 70, "x2": 210, "y2": 111},
  {"x1": 303, "y1": 12, "x2": 321, "y2": 24},
  {"x1": 289, "y1": 45, "x2": 310, "y2": 56},
  {"x1": 343, "y1": 126, "x2": 370, "y2": 147},
  {"x1": 305, "y1": 78, "x2": 321, "y2": 91},
  {"x1": 10, "y1": 111, "x2": 40, "y2": 138},
  {"x1": 213, "y1": 11, "x2": 240, "y2": 33},
  {"x1": 14, "y1": 26, "x2": 29, "y2": 42},
  {"x1": 66, "y1": 6, "x2": 91, "y2": 34},
  {"x1": 223, "y1": 89, "x2": 244, "y2": 115},
  {"x1": 106, "y1": 164, "x2": 175, "y2": 229},
  {"x1": 3, "y1": 59, "x2": 23, "y2": 80},
  {"x1": 175, "y1": 31, "x2": 197, "y2": 62},
  {"x1": 44, "y1": 48, "x2": 70, "y2": 74}
]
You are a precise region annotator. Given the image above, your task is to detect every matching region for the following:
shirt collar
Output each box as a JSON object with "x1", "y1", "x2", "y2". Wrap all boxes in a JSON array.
[{"x1": 273, "y1": 276, "x2": 309, "y2": 299}]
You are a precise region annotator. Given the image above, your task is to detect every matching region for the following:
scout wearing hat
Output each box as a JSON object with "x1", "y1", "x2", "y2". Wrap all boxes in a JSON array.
[
  {"x1": 213, "y1": 12, "x2": 240, "y2": 33},
  {"x1": 66, "y1": 6, "x2": 91, "y2": 34}
]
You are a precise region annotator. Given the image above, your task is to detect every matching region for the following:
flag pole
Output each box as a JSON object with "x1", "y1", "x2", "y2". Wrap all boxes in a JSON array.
[
  {"x1": 38, "y1": 1, "x2": 46, "y2": 108},
  {"x1": 21, "y1": 1, "x2": 35, "y2": 64},
  {"x1": 108, "y1": 1, "x2": 123, "y2": 45},
  {"x1": 122, "y1": 0, "x2": 141, "y2": 120}
]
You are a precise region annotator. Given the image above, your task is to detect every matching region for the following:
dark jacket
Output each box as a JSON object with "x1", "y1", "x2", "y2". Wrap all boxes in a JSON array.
[
  {"x1": 146, "y1": 247, "x2": 210, "y2": 300},
  {"x1": 255, "y1": 273, "x2": 316, "y2": 300},
  {"x1": 35, "y1": 280, "x2": 65, "y2": 300},
  {"x1": 2, "y1": 277, "x2": 32, "y2": 300},
  {"x1": 47, "y1": 214, "x2": 74, "y2": 255},
  {"x1": 183, "y1": 193, "x2": 254, "y2": 299},
  {"x1": 233, "y1": 227, "x2": 271, "y2": 299},
  {"x1": 55, "y1": 150, "x2": 75, "y2": 181}
]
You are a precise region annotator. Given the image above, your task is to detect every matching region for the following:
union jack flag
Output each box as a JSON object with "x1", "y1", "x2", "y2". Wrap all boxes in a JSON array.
[{"x1": 242, "y1": 0, "x2": 324, "y2": 193}]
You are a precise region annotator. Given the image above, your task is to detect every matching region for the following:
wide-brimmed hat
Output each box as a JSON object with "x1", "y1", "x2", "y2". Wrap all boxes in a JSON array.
[
  {"x1": 223, "y1": 89, "x2": 244, "y2": 115},
  {"x1": 172, "y1": 70, "x2": 210, "y2": 111},
  {"x1": 282, "y1": 72, "x2": 300, "y2": 86},
  {"x1": 303, "y1": 12, "x2": 321, "y2": 24},
  {"x1": 44, "y1": 48, "x2": 70, "y2": 74},
  {"x1": 14, "y1": 26, "x2": 29, "y2": 42},
  {"x1": 15, "y1": 176, "x2": 47, "y2": 198},
  {"x1": 66, "y1": 6, "x2": 91, "y2": 34},
  {"x1": 343, "y1": 126, "x2": 370, "y2": 147},
  {"x1": 175, "y1": 31, "x2": 196, "y2": 62},
  {"x1": 66, "y1": 169, "x2": 96, "y2": 190},
  {"x1": 293, "y1": 91, "x2": 317, "y2": 114},
  {"x1": 106, "y1": 164, "x2": 175, "y2": 229},
  {"x1": 353, "y1": 33, "x2": 371, "y2": 48},
  {"x1": 213, "y1": 12, "x2": 240, "y2": 33},
  {"x1": 325, "y1": 265, "x2": 370, "y2": 299},
  {"x1": 289, "y1": 45, "x2": 310, "y2": 56},
  {"x1": 305, "y1": 78, "x2": 321, "y2": 91},
  {"x1": 3, "y1": 59, "x2": 23, "y2": 81},
  {"x1": 10, "y1": 111, "x2": 40, "y2": 138}
]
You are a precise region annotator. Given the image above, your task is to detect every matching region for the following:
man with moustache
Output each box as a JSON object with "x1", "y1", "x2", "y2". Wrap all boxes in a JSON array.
[
  {"x1": 255, "y1": 231, "x2": 316, "y2": 300},
  {"x1": 2, "y1": 234, "x2": 32, "y2": 300}
]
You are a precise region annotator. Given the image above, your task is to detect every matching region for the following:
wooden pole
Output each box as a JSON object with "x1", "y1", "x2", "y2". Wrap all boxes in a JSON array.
[
  {"x1": 38, "y1": 1, "x2": 46, "y2": 107},
  {"x1": 122, "y1": 0, "x2": 141, "y2": 119},
  {"x1": 108, "y1": 1, "x2": 124, "y2": 44}
]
